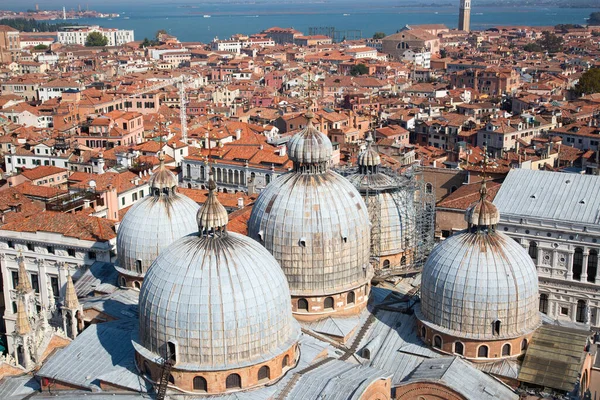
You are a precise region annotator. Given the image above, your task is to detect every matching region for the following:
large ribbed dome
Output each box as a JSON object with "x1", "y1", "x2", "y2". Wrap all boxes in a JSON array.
[
  {"x1": 116, "y1": 161, "x2": 199, "y2": 276},
  {"x1": 419, "y1": 187, "x2": 540, "y2": 340},
  {"x1": 248, "y1": 117, "x2": 371, "y2": 297},
  {"x1": 136, "y1": 181, "x2": 299, "y2": 371}
]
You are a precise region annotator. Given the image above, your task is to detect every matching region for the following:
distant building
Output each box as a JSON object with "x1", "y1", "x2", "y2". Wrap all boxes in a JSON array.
[
  {"x1": 0, "y1": 25, "x2": 20, "y2": 63},
  {"x1": 262, "y1": 26, "x2": 303, "y2": 45},
  {"x1": 381, "y1": 28, "x2": 440, "y2": 60},
  {"x1": 459, "y1": 0, "x2": 471, "y2": 32},
  {"x1": 57, "y1": 26, "x2": 134, "y2": 46}
]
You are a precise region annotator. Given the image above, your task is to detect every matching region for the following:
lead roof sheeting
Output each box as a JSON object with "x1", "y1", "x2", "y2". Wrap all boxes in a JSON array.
[
  {"x1": 494, "y1": 169, "x2": 600, "y2": 226},
  {"x1": 518, "y1": 324, "x2": 589, "y2": 392},
  {"x1": 0, "y1": 375, "x2": 38, "y2": 400},
  {"x1": 475, "y1": 358, "x2": 520, "y2": 379},
  {"x1": 81, "y1": 289, "x2": 139, "y2": 320},
  {"x1": 36, "y1": 319, "x2": 148, "y2": 392},
  {"x1": 405, "y1": 357, "x2": 519, "y2": 400},
  {"x1": 74, "y1": 261, "x2": 118, "y2": 297},
  {"x1": 303, "y1": 315, "x2": 360, "y2": 338}
]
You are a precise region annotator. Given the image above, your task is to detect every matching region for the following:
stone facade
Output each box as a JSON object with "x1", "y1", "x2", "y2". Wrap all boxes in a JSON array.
[{"x1": 396, "y1": 382, "x2": 466, "y2": 400}]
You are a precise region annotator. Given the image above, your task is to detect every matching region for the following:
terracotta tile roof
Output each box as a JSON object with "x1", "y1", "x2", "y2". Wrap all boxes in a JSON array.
[
  {"x1": 178, "y1": 188, "x2": 258, "y2": 209},
  {"x1": 437, "y1": 181, "x2": 502, "y2": 210},
  {"x1": 1, "y1": 211, "x2": 116, "y2": 241},
  {"x1": 14, "y1": 182, "x2": 68, "y2": 200},
  {"x1": 20, "y1": 166, "x2": 68, "y2": 181},
  {"x1": 227, "y1": 203, "x2": 254, "y2": 235}
]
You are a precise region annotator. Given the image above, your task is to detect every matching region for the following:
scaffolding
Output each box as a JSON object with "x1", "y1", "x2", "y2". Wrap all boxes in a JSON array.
[
  {"x1": 308, "y1": 26, "x2": 362, "y2": 42},
  {"x1": 338, "y1": 164, "x2": 435, "y2": 280}
]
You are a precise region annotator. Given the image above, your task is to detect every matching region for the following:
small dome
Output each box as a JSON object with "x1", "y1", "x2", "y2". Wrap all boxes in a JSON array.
[
  {"x1": 116, "y1": 192, "x2": 199, "y2": 276},
  {"x1": 196, "y1": 175, "x2": 228, "y2": 234},
  {"x1": 137, "y1": 183, "x2": 299, "y2": 371},
  {"x1": 148, "y1": 154, "x2": 178, "y2": 192},
  {"x1": 465, "y1": 180, "x2": 499, "y2": 227},
  {"x1": 419, "y1": 223, "x2": 540, "y2": 340},
  {"x1": 357, "y1": 133, "x2": 381, "y2": 168},
  {"x1": 287, "y1": 117, "x2": 333, "y2": 168}
]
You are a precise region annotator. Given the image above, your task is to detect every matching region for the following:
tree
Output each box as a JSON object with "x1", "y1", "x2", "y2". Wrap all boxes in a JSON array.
[
  {"x1": 33, "y1": 44, "x2": 48, "y2": 50},
  {"x1": 350, "y1": 64, "x2": 369, "y2": 76},
  {"x1": 372, "y1": 32, "x2": 386, "y2": 39},
  {"x1": 573, "y1": 68, "x2": 600, "y2": 97},
  {"x1": 589, "y1": 12, "x2": 600, "y2": 26},
  {"x1": 523, "y1": 42, "x2": 543, "y2": 52},
  {"x1": 85, "y1": 32, "x2": 108, "y2": 47},
  {"x1": 536, "y1": 31, "x2": 563, "y2": 54},
  {"x1": 139, "y1": 37, "x2": 160, "y2": 48},
  {"x1": 0, "y1": 18, "x2": 75, "y2": 32}
]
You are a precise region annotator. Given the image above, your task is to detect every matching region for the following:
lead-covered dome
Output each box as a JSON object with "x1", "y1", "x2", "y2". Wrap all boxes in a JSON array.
[
  {"x1": 136, "y1": 178, "x2": 299, "y2": 373},
  {"x1": 418, "y1": 182, "x2": 540, "y2": 340},
  {"x1": 116, "y1": 158, "x2": 199, "y2": 278},
  {"x1": 248, "y1": 115, "x2": 371, "y2": 299}
]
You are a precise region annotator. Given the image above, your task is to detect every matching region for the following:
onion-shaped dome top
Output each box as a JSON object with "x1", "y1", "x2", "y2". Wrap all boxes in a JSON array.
[
  {"x1": 465, "y1": 180, "x2": 500, "y2": 227},
  {"x1": 287, "y1": 113, "x2": 333, "y2": 172},
  {"x1": 357, "y1": 133, "x2": 381, "y2": 169},
  {"x1": 116, "y1": 161, "x2": 199, "y2": 276},
  {"x1": 136, "y1": 178, "x2": 299, "y2": 371},
  {"x1": 196, "y1": 174, "x2": 228, "y2": 235},
  {"x1": 418, "y1": 182, "x2": 540, "y2": 340},
  {"x1": 249, "y1": 116, "x2": 371, "y2": 296},
  {"x1": 148, "y1": 153, "x2": 178, "y2": 193}
]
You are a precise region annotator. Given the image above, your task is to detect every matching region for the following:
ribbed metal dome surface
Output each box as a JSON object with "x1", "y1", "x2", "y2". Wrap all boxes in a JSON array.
[
  {"x1": 116, "y1": 194, "x2": 200, "y2": 275},
  {"x1": 248, "y1": 171, "x2": 371, "y2": 296},
  {"x1": 419, "y1": 230, "x2": 541, "y2": 340},
  {"x1": 136, "y1": 232, "x2": 300, "y2": 370},
  {"x1": 287, "y1": 124, "x2": 333, "y2": 165},
  {"x1": 357, "y1": 147, "x2": 381, "y2": 167}
]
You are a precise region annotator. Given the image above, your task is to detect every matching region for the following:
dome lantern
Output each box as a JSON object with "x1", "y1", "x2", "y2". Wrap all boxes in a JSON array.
[
  {"x1": 196, "y1": 172, "x2": 228, "y2": 236},
  {"x1": 148, "y1": 152, "x2": 178, "y2": 196},
  {"x1": 357, "y1": 132, "x2": 381, "y2": 175},
  {"x1": 465, "y1": 179, "x2": 500, "y2": 229},
  {"x1": 286, "y1": 112, "x2": 333, "y2": 174}
]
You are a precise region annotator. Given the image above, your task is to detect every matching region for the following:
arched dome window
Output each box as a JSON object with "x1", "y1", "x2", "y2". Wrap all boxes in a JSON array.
[
  {"x1": 167, "y1": 342, "x2": 176, "y2": 362},
  {"x1": 168, "y1": 374, "x2": 175, "y2": 384},
  {"x1": 383, "y1": 259, "x2": 390, "y2": 269},
  {"x1": 226, "y1": 373, "x2": 241, "y2": 389},
  {"x1": 134, "y1": 281, "x2": 141, "y2": 290},
  {"x1": 120, "y1": 276, "x2": 126, "y2": 287},
  {"x1": 502, "y1": 343, "x2": 511, "y2": 356},
  {"x1": 433, "y1": 335, "x2": 442, "y2": 349},
  {"x1": 454, "y1": 342, "x2": 464, "y2": 355},
  {"x1": 421, "y1": 326, "x2": 426, "y2": 338},
  {"x1": 298, "y1": 298, "x2": 308, "y2": 311},
  {"x1": 135, "y1": 260, "x2": 142, "y2": 274},
  {"x1": 478, "y1": 345, "x2": 489, "y2": 358},
  {"x1": 193, "y1": 376, "x2": 207, "y2": 392},
  {"x1": 492, "y1": 320, "x2": 501, "y2": 336},
  {"x1": 324, "y1": 297, "x2": 334, "y2": 310},
  {"x1": 282, "y1": 355, "x2": 290, "y2": 368},
  {"x1": 401, "y1": 256, "x2": 406, "y2": 266},
  {"x1": 521, "y1": 339, "x2": 528, "y2": 351},
  {"x1": 258, "y1": 365, "x2": 270, "y2": 382},
  {"x1": 347, "y1": 291, "x2": 355, "y2": 305},
  {"x1": 539, "y1": 293, "x2": 548, "y2": 314}
]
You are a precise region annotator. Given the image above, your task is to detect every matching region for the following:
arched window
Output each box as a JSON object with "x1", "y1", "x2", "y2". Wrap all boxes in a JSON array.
[
  {"x1": 347, "y1": 291, "x2": 355, "y2": 305},
  {"x1": 573, "y1": 248, "x2": 584, "y2": 280},
  {"x1": 450, "y1": 185, "x2": 457, "y2": 193},
  {"x1": 521, "y1": 339, "x2": 528, "y2": 351},
  {"x1": 588, "y1": 250, "x2": 598, "y2": 283},
  {"x1": 282, "y1": 355, "x2": 289, "y2": 368},
  {"x1": 421, "y1": 326, "x2": 426, "y2": 338},
  {"x1": 493, "y1": 320, "x2": 501, "y2": 336},
  {"x1": 425, "y1": 183, "x2": 433, "y2": 194},
  {"x1": 250, "y1": 172, "x2": 256, "y2": 182},
  {"x1": 226, "y1": 373, "x2": 241, "y2": 389},
  {"x1": 120, "y1": 276, "x2": 126, "y2": 287},
  {"x1": 193, "y1": 376, "x2": 207, "y2": 392},
  {"x1": 266, "y1": 174, "x2": 271, "y2": 185},
  {"x1": 298, "y1": 298, "x2": 308, "y2": 311},
  {"x1": 454, "y1": 342, "x2": 464, "y2": 355},
  {"x1": 382, "y1": 259, "x2": 390, "y2": 269},
  {"x1": 186, "y1": 164, "x2": 191, "y2": 178},
  {"x1": 134, "y1": 281, "x2": 141, "y2": 290},
  {"x1": 168, "y1": 374, "x2": 175, "y2": 384},
  {"x1": 478, "y1": 345, "x2": 489, "y2": 358},
  {"x1": 167, "y1": 341, "x2": 176, "y2": 362},
  {"x1": 228, "y1": 169, "x2": 233, "y2": 183},
  {"x1": 539, "y1": 293, "x2": 548, "y2": 314},
  {"x1": 576, "y1": 299, "x2": 586, "y2": 323},
  {"x1": 528, "y1": 241, "x2": 538, "y2": 261},
  {"x1": 433, "y1": 335, "x2": 442, "y2": 349},
  {"x1": 324, "y1": 297, "x2": 334, "y2": 310},
  {"x1": 502, "y1": 343, "x2": 511, "y2": 356},
  {"x1": 401, "y1": 256, "x2": 406, "y2": 266},
  {"x1": 200, "y1": 166, "x2": 205, "y2": 179},
  {"x1": 257, "y1": 365, "x2": 270, "y2": 382},
  {"x1": 135, "y1": 259, "x2": 142, "y2": 274}
]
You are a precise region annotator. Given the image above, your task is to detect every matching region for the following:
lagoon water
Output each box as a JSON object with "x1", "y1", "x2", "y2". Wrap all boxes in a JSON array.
[{"x1": 3, "y1": 1, "x2": 596, "y2": 43}]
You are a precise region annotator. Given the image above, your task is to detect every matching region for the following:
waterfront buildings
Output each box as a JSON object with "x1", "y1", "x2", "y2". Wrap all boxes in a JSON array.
[{"x1": 57, "y1": 26, "x2": 134, "y2": 46}]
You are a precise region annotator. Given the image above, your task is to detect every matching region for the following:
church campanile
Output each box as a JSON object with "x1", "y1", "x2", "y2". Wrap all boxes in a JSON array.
[{"x1": 459, "y1": 0, "x2": 471, "y2": 32}]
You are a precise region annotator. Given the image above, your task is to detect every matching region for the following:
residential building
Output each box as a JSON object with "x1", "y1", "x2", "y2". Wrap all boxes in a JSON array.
[
  {"x1": 0, "y1": 25, "x2": 20, "y2": 63},
  {"x1": 57, "y1": 26, "x2": 134, "y2": 47}
]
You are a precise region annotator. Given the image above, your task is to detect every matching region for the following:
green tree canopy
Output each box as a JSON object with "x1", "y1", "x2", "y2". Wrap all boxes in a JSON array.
[
  {"x1": 0, "y1": 18, "x2": 75, "y2": 32},
  {"x1": 372, "y1": 32, "x2": 386, "y2": 39},
  {"x1": 536, "y1": 31, "x2": 563, "y2": 54},
  {"x1": 139, "y1": 37, "x2": 160, "y2": 48},
  {"x1": 589, "y1": 12, "x2": 600, "y2": 26},
  {"x1": 350, "y1": 63, "x2": 369, "y2": 76},
  {"x1": 573, "y1": 68, "x2": 600, "y2": 97},
  {"x1": 85, "y1": 32, "x2": 108, "y2": 47},
  {"x1": 523, "y1": 42, "x2": 543, "y2": 52},
  {"x1": 33, "y1": 44, "x2": 48, "y2": 50}
]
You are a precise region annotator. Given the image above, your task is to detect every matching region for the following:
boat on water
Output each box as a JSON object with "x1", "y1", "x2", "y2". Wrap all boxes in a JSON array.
[
  {"x1": 123, "y1": 16, "x2": 130, "y2": 19},
  {"x1": 343, "y1": 13, "x2": 350, "y2": 16},
  {"x1": 203, "y1": 15, "x2": 211, "y2": 18}
]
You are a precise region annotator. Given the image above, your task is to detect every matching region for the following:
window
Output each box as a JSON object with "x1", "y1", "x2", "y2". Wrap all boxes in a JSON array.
[
  {"x1": 132, "y1": 192, "x2": 137, "y2": 202},
  {"x1": 528, "y1": 241, "x2": 537, "y2": 261},
  {"x1": 539, "y1": 293, "x2": 548, "y2": 314},
  {"x1": 324, "y1": 297, "x2": 334, "y2": 310},
  {"x1": 433, "y1": 335, "x2": 442, "y2": 349},
  {"x1": 168, "y1": 375, "x2": 175, "y2": 384},
  {"x1": 134, "y1": 281, "x2": 141, "y2": 289},
  {"x1": 88, "y1": 251, "x2": 96, "y2": 260},
  {"x1": 502, "y1": 343, "x2": 511, "y2": 356},
  {"x1": 401, "y1": 256, "x2": 406, "y2": 266},
  {"x1": 478, "y1": 345, "x2": 489, "y2": 358},
  {"x1": 282, "y1": 355, "x2": 290, "y2": 368},
  {"x1": 382, "y1": 259, "x2": 390, "y2": 269},
  {"x1": 573, "y1": 248, "x2": 584, "y2": 280},
  {"x1": 493, "y1": 320, "x2": 501, "y2": 336},
  {"x1": 7, "y1": 241, "x2": 14, "y2": 249},
  {"x1": 11, "y1": 270, "x2": 19, "y2": 290},
  {"x1": 27, "y1": 243, "x2": 34, "y2": 251},
  {"x1": 298, "y1": 298, "x2": 308, "y2": 311},
  {"x1": 193, "y1": 376, "x2": 207, "y2": 392},
  {"x1": 454, "y1": 342, "x2": 464, "y2": 355},
  {"x1": 226, "y1": 373, "x2": 241, "y2": 389},
  {"x1": 588, "y1": 250, "x2": 598, "y2": 283},
  {"x1": 136, "y1": 260, "x2": 142, "y2": 274},
  {"x1": 30, "y1": 273, "x2": 39, "y2": 293},
  {"x1": 50, "y1": 276, "x2": 59, "y2": 299},
  {"x1": 421, "y1": 326, "x2": 426, "y2": 338},
  {"x1": 121, "y1": 197, "x2": 125, "y2": 206},
  {"x1": 347, "y1": 291, "x2": 355, "y2": 305},
  {"x1": 426, "y1": 183, "x2": 433, "y2": 194},
  {"x1": 68, "y1": 249, "x2": 76, "y2": 257},
  {"x1": 167, "y1": 342, "x2": 176, "y2": 362},
  {"x1": 47, "y1": 246, "x2": 55, "y2": 254},
  {"x1": 576, "y1": 300, "x2": 586, "y2": 323},
  {"x1": 561, "y1": 306, "x2": 569, "y2": 316},
  {"x1": 257, "y1": 365, "x2": 270, "y2": 382},
  {"x1": 521, "y1": 339, "x2": 528, "y2": 351}
]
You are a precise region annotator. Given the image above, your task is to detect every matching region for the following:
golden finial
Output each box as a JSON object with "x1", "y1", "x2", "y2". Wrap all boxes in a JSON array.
[{"x1": 16, "y1": 250, "x2": 32, "y2": 294}]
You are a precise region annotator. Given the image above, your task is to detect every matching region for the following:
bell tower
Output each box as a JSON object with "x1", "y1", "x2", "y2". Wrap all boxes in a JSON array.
[{"x1": 459, "y1": 0, "x2": 471, "y2": 32}]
